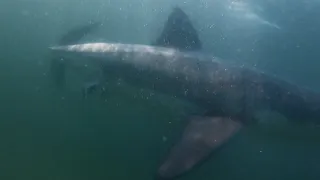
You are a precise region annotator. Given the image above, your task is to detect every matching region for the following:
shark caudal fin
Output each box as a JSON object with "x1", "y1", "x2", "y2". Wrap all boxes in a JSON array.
[
  {"x1": 50, "y1": 21, "x2": 101, "y2": 88},
  {"x1": 157, "y1": 117, "x2": 242, "y2": 179},
  {"x1": 58, "y1": 21, "x2": 101, "y2": 45},
  {"x1": 153, "y1": 7, "x2": 202, "y2": 51}
]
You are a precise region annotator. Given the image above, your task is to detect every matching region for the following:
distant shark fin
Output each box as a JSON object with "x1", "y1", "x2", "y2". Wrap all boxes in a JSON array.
[
  {"x1": 157, "y1": 116, "x2": 242, "y2": 179},
  {"x1": 153, "y1": 7, "x2": 202, "y2": 51}
]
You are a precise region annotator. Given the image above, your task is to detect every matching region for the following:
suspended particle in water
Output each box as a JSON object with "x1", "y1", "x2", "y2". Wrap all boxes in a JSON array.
[{"x1": 162, "y1": 136, "x2": 167, "y2": 142}]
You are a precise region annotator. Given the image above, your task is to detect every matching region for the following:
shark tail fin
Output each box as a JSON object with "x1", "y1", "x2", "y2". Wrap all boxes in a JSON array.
[{"x1": 50, "y1": 21, "x2": 101, "y2": 88}]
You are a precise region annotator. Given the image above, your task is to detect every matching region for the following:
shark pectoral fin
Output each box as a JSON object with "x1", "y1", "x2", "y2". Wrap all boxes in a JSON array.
[{"x1": 157, "y1": 117, "x2": 242, "y2": 179}]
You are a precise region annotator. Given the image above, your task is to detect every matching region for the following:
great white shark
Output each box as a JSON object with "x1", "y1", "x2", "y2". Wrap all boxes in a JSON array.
[{"x1": 49, "y1": 7, "x2": 320, "y2": 179}]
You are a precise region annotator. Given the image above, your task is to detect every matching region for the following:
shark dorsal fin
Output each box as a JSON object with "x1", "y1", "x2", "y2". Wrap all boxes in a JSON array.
[{"x1": 153, "y1": 7, "x2": 202, "y2": 51}]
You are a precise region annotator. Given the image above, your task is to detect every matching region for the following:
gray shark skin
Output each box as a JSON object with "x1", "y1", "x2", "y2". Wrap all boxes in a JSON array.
[{"x1": 49, "y1": 7, "x2": 320, "y2": 180}]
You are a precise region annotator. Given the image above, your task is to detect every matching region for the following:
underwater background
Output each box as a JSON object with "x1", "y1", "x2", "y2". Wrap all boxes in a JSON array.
[{"x1": 0, "y1": 0, "x2": 320, "y2": 179}]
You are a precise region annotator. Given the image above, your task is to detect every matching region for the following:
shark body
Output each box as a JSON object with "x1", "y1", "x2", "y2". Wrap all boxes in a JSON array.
[{"x1": 49, "y1": 7, "x2": 320, "y2": 179}]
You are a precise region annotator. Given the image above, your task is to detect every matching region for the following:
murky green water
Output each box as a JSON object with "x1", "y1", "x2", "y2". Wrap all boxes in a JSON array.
[
  {"x1": 1, "y1": 76, "x2": 319, "y2": 180},
  {"x1": 1, "y1": 0, "x2": 320, "y2": 180}
]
